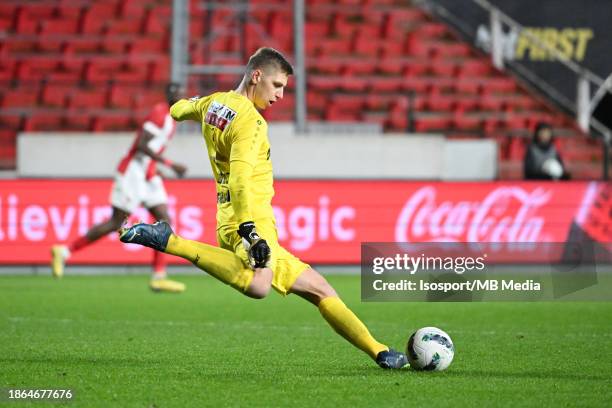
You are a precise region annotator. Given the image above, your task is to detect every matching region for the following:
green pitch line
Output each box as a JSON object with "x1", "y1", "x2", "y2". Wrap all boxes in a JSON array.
[{"x1": 0, "y1": 275, "x2": 611, "y2": 408}]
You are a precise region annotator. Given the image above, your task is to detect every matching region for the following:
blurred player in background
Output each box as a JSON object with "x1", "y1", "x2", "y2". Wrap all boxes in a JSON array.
[
  {"x1": 51, "y1": 83, "x2": 188, "y2": 293},
  {"x1": 119, "y1": 48, "x2": 408, "y2": 368}
]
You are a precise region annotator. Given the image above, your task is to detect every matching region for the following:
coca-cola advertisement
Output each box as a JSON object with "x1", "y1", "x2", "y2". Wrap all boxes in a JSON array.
[{"x1": 0, "y1": 179, "x2": 609, "y2": 265}]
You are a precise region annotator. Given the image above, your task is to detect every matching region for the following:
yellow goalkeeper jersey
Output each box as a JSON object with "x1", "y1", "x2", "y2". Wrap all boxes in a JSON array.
[{"x1": 170, "y1": 91, "x2": 274, "y2": 228}]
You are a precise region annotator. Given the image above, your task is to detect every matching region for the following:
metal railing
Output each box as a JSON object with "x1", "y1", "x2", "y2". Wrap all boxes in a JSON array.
[
  {"x1": 420, "y1": 0, "x2": 610, "y2": 179},
  {"x1": 170, "y1": 0, "x2": 307, "y2": 132}
]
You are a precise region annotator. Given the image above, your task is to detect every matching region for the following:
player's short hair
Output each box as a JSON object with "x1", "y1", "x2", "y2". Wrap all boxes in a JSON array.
[
  {"x1": 166, "y1": 82, "x2": 181, "y2": 94},
  {"x1": 246, "y1": 47, "x2": 294, "y2": 76}
]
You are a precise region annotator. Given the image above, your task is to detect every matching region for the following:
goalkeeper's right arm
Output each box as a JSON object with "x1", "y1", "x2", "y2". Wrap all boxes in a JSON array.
[{"x1": 170, "y1": 96, "x2": 207, "y2": 122}]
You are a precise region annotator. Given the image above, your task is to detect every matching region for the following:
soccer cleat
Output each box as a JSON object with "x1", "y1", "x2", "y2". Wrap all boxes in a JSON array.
[
  {"x1": 149, "y1": 278, "x2": 186, "y2": 293},
  {"x1": 51, "y1": 245, "x2": 66, "y2": 278},
  {"x1": 119, "y1": 221, "x2": 173, "y2": 252},
  {"x1": 376, "y1": 348, "x2": 409, "y2": 369}
]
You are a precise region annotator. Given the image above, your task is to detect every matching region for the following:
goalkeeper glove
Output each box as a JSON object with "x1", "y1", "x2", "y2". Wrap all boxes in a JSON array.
[{"x1": 238, "y1": 221, "x2": 271, "y2": 268}]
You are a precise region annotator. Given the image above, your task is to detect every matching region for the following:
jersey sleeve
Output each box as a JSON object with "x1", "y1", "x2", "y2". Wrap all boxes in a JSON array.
[
  {"x1": 170, "y1": 95, "x2": 210, "y2": 122},
  {"x1": 228, "y1": 114, "x2": 266, "y2": 224}
]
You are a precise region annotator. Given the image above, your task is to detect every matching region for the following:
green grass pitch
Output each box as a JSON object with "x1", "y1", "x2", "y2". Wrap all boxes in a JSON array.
[{"x1": 1, "y1": 274, "x2": 611, "y2": 407}]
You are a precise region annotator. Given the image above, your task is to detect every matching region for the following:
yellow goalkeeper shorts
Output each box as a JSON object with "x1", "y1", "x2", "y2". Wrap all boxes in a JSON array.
[{"x1": 216, "y1": 219, "x2": 310, "y2": 296}]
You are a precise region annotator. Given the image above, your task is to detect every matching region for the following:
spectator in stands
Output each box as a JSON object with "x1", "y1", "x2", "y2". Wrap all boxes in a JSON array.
[
  {"x1": 524, "y1": 122, "x2": 571, "y2": 180},
  {"x1": 51, "y1": 83, "x2": 188, "y2": 293}
]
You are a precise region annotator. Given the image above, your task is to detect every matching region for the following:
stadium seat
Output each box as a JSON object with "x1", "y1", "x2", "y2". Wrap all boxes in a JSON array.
[
  {"x1": 69, "y1": 88, "x2": 108, "y2": 109},
  {"x1": 24, "y1": 114, "x2": 63, "y2": 131},
  {"x1": 370, "y1": 77, "x2": 402, "y2": 93},
  {"x1": 325, "y1": 105, "x2": 359, "y2": 122},
  {"x1": 413, "y1": 115, "x2": 452, "y2": 132},
  {"x1": 307, "y1": 91, "x2": 328, "y2": 112},
  {"x1": 16, "y1": 59, "x2": 58, "y2": 82},
  {"x1": 48, "y1": 60, "x2": 85, "y2": 83},
  {"x1": 41, "y1": 85, "x2": 71, "y2": 108},
  {"x1": 14, "y1": 10, "x2": 39, "y2": 35},
  {"x1": 80, "y1": 11, "x2": 107, "y2": 34},
  {"x1": 330, "y1": 94, "x2": 364, "y2": 111},
  {"x1": 306, "y1": 20, "x2": 329, "y2": 39},
  {"x1": 2, "y1": 88, "x2": 39, "y2": 109},
  {"x1": 427, "y1": 94, "x2": 456, "y2": 112},
  {"x1": 452, "y1": 113, "x2": 482, "y2": 131},
  {"x1": 106, "y1": 19, "x2": 143, "y2": 36},
  {"x1": 92, "y1": 115, "x2": 131, "y2": 131},
  {"x1": 0, "y1": 60, "x2": 15, "y2": 83},
  {"x1": 40, "y1": 19, "x2": 79, "y2": 35}
]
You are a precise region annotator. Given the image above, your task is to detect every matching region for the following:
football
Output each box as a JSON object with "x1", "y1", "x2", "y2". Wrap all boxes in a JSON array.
[{"x1": 406, "y1": 327, "x2": 455, "y2": 371}]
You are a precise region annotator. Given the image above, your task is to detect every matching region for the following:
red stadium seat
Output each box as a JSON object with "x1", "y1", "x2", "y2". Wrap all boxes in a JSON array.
[
  {"x1": 143, "y1": 10, "x2": 168, "y2": 35},
  {"x1": 69, "y1": 88, "x2": 108, "y2": 109},
  {"x1": 453, "y1": 113, "x2": 482, "y2": 131},
  {"x1": 0, "y1": 114, "x2": 23, "y2": 131},
  {"x1": 0, "y1": 60, "x2": 15, "y2": 83},
  {"x1": 106, "y1": 19, "x2": 143, "y2": 36},
  {"x1": 109, "y1": 85, "x2": 135, "y2": 109},
  {"x1": 318, "y1": 39, "x2": 352, "y2": 57},
  {"x1": 342, "y1": 59, "x2": 376, "y2": 76},
  {"x1": 92, "y1": 116, "x2": 131, "y2": 131},
  {"x1": 63, "y1": 112, "x2": 94, "y2": 131},
  {"x1": 330, "y1": 94, "x2": 365, "y2": 111},
  {"x1": 325, "y1": 105, "x2": 359, "y2": 122},
  {"x1": 118, "y1": 0, "x2": 146, "y2": 21},
  {"x1": 426, "y1": 94, "x2": 456, "y2": 112},
  {"x1": 80, "y1": 11, "x2": 107, "y2": 34},
  {"x1": 47, "y1": 61, "x2": 85, "y2": 83},
  {"x1": 133, "y1": 89, "x2": 166, "y2": 111},
  {"x1": 102, "y1": 38, "x2": 130, "y2": 54},
  {"x1": 309, "y1": 75, "x2": 342, "y2": 92},
  {"x1": 307, "y1": 91, "x2": 328, "y2": 112},
  {"x1": 308, "y1": 58, "x2": 344, "y2": 75},
  {"x1": 352, "y1": 33, "x2": 379, "y2": 57},
  {"x1": 14, "y1": 10, "x2": 39, "y2": 35},
  {"x1": 41, "y1": 85, "x2": 71, "y2": 108},
  {"x1": 413, "y1": 115, "x2": 452, "y2": 132},
  {"x1": 457, "y1": 60, "x2": 493, "y2": 77},
  {"x1": 478, "y1": 95, "x2": 505, "y2": 111},
  {"x1": 148, "y1": 60, "x2": 170, "y2": 83},
  {"x1": 24, "y1": 114, "x2": 62, "y2": 131},
  {"x1": 306, "y1": 21, "x2": 329, "y2": 39},
  {"x1": 429, "y1": 60, "x2": 458, "y2": 77},
  {"x1": 131, "y1": 38, "x2": 166, "y2": 54},
  {"x1": 370, "y1": 76, "x2": 402, "y2": 93},
  {"x1": 2, "y1": 88, "x2": 39, "y2": 109},
  {"x1": 40, "y1": 19, "x2": 79, "y2": 35}
]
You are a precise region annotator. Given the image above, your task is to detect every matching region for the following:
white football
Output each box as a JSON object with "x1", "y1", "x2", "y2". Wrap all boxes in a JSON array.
[{"x1": 406, "y1": 327, "x2": 455, "y2": 371}]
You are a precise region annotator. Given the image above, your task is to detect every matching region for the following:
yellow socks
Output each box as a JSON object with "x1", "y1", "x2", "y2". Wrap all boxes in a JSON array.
[
  {"x1": 165, "y1": 234, "x2": 253, "y2": 292},
  {"x1": 318, "y1": 297, "x2": 388, "y2": 360}
]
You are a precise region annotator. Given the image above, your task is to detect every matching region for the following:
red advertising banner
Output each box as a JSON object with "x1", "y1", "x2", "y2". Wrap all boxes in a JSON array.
[{"x1": 0, "y1": 180, "x2": 609, "y2": 265}]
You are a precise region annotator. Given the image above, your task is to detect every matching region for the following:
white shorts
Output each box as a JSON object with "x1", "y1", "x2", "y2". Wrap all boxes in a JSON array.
[{"x1": 110, "y1": 163, "x2": 168, "y2": 214}]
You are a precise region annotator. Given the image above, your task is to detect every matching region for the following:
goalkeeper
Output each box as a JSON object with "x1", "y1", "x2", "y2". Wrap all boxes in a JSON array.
[{"x1": 119, "y1": 47, "x2": 407, "y2": 369}]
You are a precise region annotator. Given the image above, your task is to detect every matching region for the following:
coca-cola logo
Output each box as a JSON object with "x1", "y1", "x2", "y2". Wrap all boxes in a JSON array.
[{"x1": 395, "y1": 186, "x2": 552, "y2": 243}]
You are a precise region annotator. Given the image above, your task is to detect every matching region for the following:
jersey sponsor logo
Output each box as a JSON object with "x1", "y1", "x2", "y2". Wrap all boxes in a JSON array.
[{"x1": 205, "y1": 101, "x2": 237, "y2": 131}]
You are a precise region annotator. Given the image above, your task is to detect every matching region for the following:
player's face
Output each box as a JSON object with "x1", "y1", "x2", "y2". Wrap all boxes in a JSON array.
[
  {"x1": 252, "y1": 69, "x2": 288, "y2": 110},
  {"x1": 537, "y1": 128, "x2": 552, "y2": 146}
]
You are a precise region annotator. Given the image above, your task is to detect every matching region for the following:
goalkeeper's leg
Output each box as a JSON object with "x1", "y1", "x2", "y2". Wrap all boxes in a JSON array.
[
  {"x1": 119, "y1": 221, "x2": 272, "y2": 298},
  {"x1": 289, "y1": 268, "x2": 407, "y2": 369}
]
